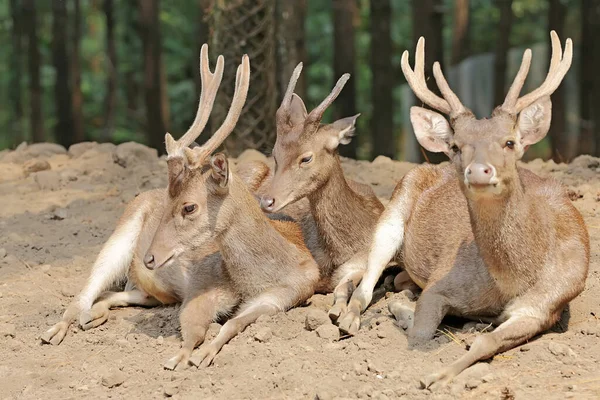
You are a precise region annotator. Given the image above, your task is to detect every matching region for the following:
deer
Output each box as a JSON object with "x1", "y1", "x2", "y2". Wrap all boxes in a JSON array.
[
  {"x1": 143, "y1": 51, "x2": 320, "y2": 369},
  {"x1": 259, "y1": 64, "x2": 411, "y2": 321},
  {"x1": 335, "y1": 31, "x2": 589, "y2": 388},
  {"x1": 40, "y1": 45, "x2": 278, "y2": 370}
]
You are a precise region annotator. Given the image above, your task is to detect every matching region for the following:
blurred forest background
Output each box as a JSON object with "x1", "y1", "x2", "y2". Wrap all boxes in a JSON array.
[{"x1": 1, "y1": 0, "x2": 600, "y2": 163}]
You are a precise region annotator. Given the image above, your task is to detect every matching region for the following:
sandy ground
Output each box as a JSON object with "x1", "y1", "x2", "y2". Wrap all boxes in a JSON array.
[{"x1": 0, "y1": 142, "x2": 599, "y2": 400}]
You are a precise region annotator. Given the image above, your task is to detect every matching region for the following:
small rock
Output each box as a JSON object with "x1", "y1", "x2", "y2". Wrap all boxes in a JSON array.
[
  {"x1": 61, "y1": 285, "x2": 77, "y2": 298},
  {"x1": 549, "y1": 342, "x2": 576, "y2": 357},
  {"x1": 254, "y1": 327, "x2": 273, "y2": 343},
  {"x1": 68, "y1": 142, "x2": 98, "y2": 158},
  {"x1": 164, "y1": 383, "x2": 180, "y2": 397},
  {"x1": 353, "y1": 363, "x2": 369, "y2": 376},
  {"x1": 1, "y1": 323, "x2": 16, "y2": 338},
  {"x1": 77, "y1": 385, "x2": 89, "y2": 391},
  {"x1": 156, "y1": 335, "x2": 164, "y2": 345},
  {"x1": 520, "y1": 345, "x2": 531, "y2": 352},
  {"x1": 377, "y1": 330, "x2": 387, "y2": 339},
  {"x1": 52, "y1": 208, "x2": 68, "y2": 220},
  {"x1": 367, "y1": 361, "x2": 383, "y2": 374},
  {"x1": 26, "y1": 143, "x2": 67, "y2": 158},
  {"x1": 315, "y1": 324, "x2": 339, "y2": 341},
  {"x1": 465, "y1": 379, "x2": 480, "y2": 389},
  {"x1": 113, "y1": 142, "x2": 158, "y2": 168},
  {"x1": 23, "y1": 159, "x2": 51, "y2": 174},
  {"x1": 34, "y1": 170, "x2": 61, "y2": 191},
  {"x1": 0, "y1": 248, "x2": 6, "y2": 259},
  {"x1": 101, "y1": 371, "x2": 126, "y2": 388},
  {"x1": 305, "y1": 309, "x2": 330, "y2": 331},
  {"x1": 116, "y1": 339, "x2": 129, "y2": 348},
  {"x1": 314, "y1": 391, "x2": 332, "y2": 400}
]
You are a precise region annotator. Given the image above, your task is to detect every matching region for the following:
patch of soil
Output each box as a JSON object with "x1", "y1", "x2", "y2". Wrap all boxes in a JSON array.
[{"x1": 0, "y1": 143, "x2": 599, "y2": 399}]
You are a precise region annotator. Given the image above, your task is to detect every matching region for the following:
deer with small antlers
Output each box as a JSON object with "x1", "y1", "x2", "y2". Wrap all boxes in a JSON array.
[
  {"x1": 40, "y1": 46, "x2": 304, "y2": 370},
  {"x1": 336, "y1": 31, "x2": 589, "y2": 387},
  {"x1": 260, "y1": 64, "x2": 407, "y2": 320}
]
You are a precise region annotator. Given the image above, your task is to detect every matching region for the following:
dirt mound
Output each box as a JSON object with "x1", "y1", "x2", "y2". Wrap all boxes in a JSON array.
[{"x1": 0, "y1": 142, "x2": 598, "y2": 399}]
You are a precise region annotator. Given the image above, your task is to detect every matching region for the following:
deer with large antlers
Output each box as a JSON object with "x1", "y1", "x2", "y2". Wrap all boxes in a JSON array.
[
  {"x1": 260, "y1": 64, "x2": 399, "y2": 319},
  {"x1": 40, "y1": 46, "x2": 294, "y2": 370},
  {"x1": 336, "y1": 31, "x2": 589, "y2": 387},
  {"x1": 144, "y1": 51, "x2": 319, "y2": 369}
]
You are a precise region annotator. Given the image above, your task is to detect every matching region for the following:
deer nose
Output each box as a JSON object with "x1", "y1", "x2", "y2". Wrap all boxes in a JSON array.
[
  {"x1": 260, "y1": 196, "x2": 276, "y2": 212},
  {"x1": 144, "y1": 253, "x2": 155, "y2": 270},
  {"x1": 466, "y1": 163, "x2": 496, "y2": 185}
]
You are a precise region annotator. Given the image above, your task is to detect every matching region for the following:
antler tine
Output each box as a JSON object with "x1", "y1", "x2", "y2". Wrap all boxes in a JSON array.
[
  {"x1": 432, "y1": 62, "x2": 466, "y2": 115},
  {"x1": 400, "y1": 37, "x2": 452, "y2": 115},
  {"x1": 305, "y1": 72, "x2": 351, "y2": 128},
  {"x1": 502, "y1": 31, "x2": 573, "y2": 114},
  {"x1": 500, "y1": 48, "x2": 532, "y2": 112},
  {"x1": 276, "y1": 62, "x2": 303, "y2": 125},
  {"x1": 186, "y1": 54, "x2": 251, "y2": 163},
  {"x1": 166, "y1": 44, "x2": 224, "y2": 156}
]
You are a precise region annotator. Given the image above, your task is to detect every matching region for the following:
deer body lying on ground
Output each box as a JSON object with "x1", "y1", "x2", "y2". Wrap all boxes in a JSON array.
[
  {"x1": 336, "y1": 32, "x2": 589, "y2": 387},
  {"x1": 260, "y1": 64, "x2": 406, "y2": 320},
  {"x1": 41, "y1": 46, "x2": 317, "y2": 370},
  {"x1": 144, "y1": 50, "x2": 319, "y2": 368}
]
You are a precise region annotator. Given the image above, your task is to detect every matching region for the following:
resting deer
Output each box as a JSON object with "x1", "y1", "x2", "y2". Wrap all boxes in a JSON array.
[
  {"x1": 336, "y1": 31, "x2": 589, "y2": 387},
  {"x1": 40, "y1": 46, "x2": 275, "y2": 370},
  {"x1": 144, "y1": 52, "x2": 319, "y2": 369},
  {"x1": 260, "y1": 64, "x2": 395, "y2": 319}
]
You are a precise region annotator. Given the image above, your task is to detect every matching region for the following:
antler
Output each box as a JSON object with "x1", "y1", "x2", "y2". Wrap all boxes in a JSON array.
[
  {"x1": 165, "y1": 44, "x2": 224, "y2": 157},
  {"x1": 401, "y1": 37, "x2": 467, "y2": 117},
  {"x1": 184, "y1": 54, "x2": 251, "y2": 165},
  {"x1": 500, "y1": 30, "x2": 573, "y2": 114},
  {"x1": 276, "y1": 62, "x2": 303, "y2": 127},
  {"x1": 304, "y1": 73, "x2": 351, "y2": 131}
]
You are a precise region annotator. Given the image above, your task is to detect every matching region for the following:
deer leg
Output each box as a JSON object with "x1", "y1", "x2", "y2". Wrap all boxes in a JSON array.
[
  {"x1": 328, "y1": 253, "x2": 368, "y2": 322},
  {"x1": 80, "y1": 289, "x2": 159, "y2": 331},
  {"x1": 408, "y1": 290, "x2": 449, "y2": 346},
  {"x1": 41, "y1": 214, "x2": 144, "y2": 345},
  {"x1": 421, "y1": 314, "x2": 550, "y2": 388},
  {"x1": 189, "y1": 289, "x2": 290, "y2": 368},
  {"x1": 164, "y1": 290, "x2": 234, "y2": 371}
]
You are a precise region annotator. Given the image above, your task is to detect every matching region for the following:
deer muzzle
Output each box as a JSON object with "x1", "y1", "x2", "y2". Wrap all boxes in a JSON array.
[{"x1": 465, "y1": 162, "x2": 498, "y2": 188}]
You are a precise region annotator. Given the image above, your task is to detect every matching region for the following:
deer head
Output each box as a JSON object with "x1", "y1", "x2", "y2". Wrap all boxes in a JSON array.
[
  {"x1": 260, "y1": 63, "x2": 359, "y2": 213},
  {"x1": 402, "y1": 31, "x2": 572, "y2": 199},
  {"x1": 144, "y1": 45, "x2": 250, "y2": 270}
]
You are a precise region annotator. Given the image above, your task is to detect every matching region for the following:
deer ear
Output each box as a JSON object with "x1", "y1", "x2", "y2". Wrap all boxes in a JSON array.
[
  {"x1": 324, "y1": 114, "x2": 360, "y2": 151},
  {"x1": 288, "y1": 93, "x2": 308, "y2": 126},
  {"x1": 517, "y1": 96, "x2": 552, "y2": 146},
  {"x1": 410, "y1": 107, "x2": 452, "y2": 154},
  {"x1": 210, "y1": 153, "x2": 230, "y2": 189}
]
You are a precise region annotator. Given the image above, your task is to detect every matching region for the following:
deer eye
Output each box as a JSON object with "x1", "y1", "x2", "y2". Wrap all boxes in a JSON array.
[
  {"x1": 300, "y1": 154, "x2": 313, "y2": 165},
  {"x1": 451, "y1": 144, "x2": 460, "y2": 154},
  {"x1": 505, "y1": 140, "x2": 515, "y2": 150},
  {"x1": 182, "y1": 203, "x2": 197, "y2": 216}
]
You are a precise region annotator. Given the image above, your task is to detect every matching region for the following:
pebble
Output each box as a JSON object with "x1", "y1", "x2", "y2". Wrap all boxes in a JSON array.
[
  {"x1": 355, "y1": 341, "x2": 374, "y2": 350},
  {"x1": 34, "y1": 170, "x2": 61, "y2": 191},
  {"x1": 367, "y1": 361, "x2": 383, "y2": 374},
  {"x1": 0, "y1": 248, "x2": 6, "y2": 259},
  {"x1": 101, "y1": 371, "x2": 126, "y2": 388},
  {"x1": 164, "y1": 382, "x2": 180, "y2": 397},
  {"x1": 520, "y1": 345, "x2": 531, "y2": 352},
  {"x1": 156, "y1": 335, "x2": 164, "y2": 345},
  {"x1": 1, "y1": 323, "x2": 16, "y2": 338},
  {"x1": 353, "y1": 362, "x2": 369, "y2": 376},
  {"x1": 314, "y1": 391, "x2": 333, "y2": 400},
  {"x1": 305, "y1": 309, "x2": 330, "y2": 331},
  {"x1": 549, "y1": 341, "x2": 576, "y2": 357},
  {"x1": 315, "y1": 324, "x2": 339, "y2": 341},
  {"x1": 52, "y1": 208, "x2": 68, "y2": 220},
  {"x1": 377, "y1": 330, "x2": 387, "y2": 339},
  {"x1": 254, "y1": 327, "x2": 273, "y2": 343}
]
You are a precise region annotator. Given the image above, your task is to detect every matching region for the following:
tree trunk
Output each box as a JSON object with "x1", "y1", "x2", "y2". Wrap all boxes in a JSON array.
[
  {"x1": 451, "y1": 0, "x2": 470, "y2": 65},
  {"x1": 580, "y1": 0, "x2": 600, "y2": 156},
  {"x1": 547, "y1": 0, "x2": 568, "y2": 162},
  {"x1": 124, "y1": 1, "x2": 140, "y2": 117},
  {"x1": 52, "y1": 0, "x2": 75, "y2": 147},
  {"x1": 333, "y1": 0, "x2": 358, "y2": 159},
  {"x1": 411, "y1": 0, "x2": 445, "y2": 163},
  {"x1": 9, "y1": 0, "x2": 24, "y2": 146},
  {"x1": 138, "y1": 0, "x2": 169, "y2": 152},
  {"x1": 23, "y1": 0, "x2": 45, "y2": 143},
  {"x1": 71, "y1": 0, "x2": 85, "y2": 142},
  {"x1": 493, "y1": 0, "x2": 513, "y2": 107},
  {"x1": 370, "y1": 0, "x2": 394, "y2": 159},
  {"x1": 103, "y1": 0, "x2": 118, "y2": 141},
  {"x1": 276, "y1": 0, "x2": 307, "y2": 102}
]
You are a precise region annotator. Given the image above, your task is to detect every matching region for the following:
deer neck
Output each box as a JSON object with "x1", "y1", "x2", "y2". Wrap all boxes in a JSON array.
[
  {"x1": 215, "y1": 177, "x2": 294, "y2": 279},
  {"x1": 465, "y1": 173, "x2": 542, "y2": 293},
  {"x1": 307, "y1": 160, "x2": 374, "y2": 264}
]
